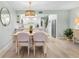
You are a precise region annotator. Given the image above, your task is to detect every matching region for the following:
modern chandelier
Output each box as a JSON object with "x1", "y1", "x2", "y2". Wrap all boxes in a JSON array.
[{"x1": 25, "y1": 1, "x2": 36, "y2": 16}]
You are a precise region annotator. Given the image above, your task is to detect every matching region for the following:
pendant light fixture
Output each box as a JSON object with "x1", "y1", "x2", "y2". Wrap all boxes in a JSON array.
[{"x1": 25, "y1": 1, "x2": 36, "y2": 16}]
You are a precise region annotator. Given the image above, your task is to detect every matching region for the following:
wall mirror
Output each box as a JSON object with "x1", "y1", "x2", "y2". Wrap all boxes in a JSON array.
[{"x1": 0, "y1": 8, "x2": 10, "y2": 26}]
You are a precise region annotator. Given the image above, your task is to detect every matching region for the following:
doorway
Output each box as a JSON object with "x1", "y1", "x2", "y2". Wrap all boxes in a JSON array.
[
  {"x1": 48, "y1": 14, "x2": 57, "y2": 38},
  {"x1": 52, "y1": 20, "x2": 56, "y2": 38}
]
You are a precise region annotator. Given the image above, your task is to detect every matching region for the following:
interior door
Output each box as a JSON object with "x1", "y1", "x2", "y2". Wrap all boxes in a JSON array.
[
  {"x1": 52, "y1": 20, "x2": 56, "y2": 38},
  {"x1": 48, "y1": 14, "x2": 57, "y2": 38}
]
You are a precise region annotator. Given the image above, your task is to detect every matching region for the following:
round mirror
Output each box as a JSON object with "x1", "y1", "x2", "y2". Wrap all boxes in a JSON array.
[{"x1": 0, "y1": 8, "x2": 10, "y2": 26}]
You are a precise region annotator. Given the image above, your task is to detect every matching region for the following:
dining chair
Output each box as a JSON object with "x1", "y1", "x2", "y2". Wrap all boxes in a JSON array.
[
  {"x1": 73, "y1": 29, "x2": 79, "y2": 44},
  {"x1": 16, "y1": 32, "x2": 30, "y2": 56},
  {"x1": 33, "y1": 31, "x2": 48, "y2": 56}
]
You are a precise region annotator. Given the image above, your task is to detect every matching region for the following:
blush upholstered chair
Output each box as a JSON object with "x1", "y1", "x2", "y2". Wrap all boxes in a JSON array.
[
  {"x1": 16, "y1": 32, "x2": 30, "y2": 56},
  {"x1": 33, "y1": 31, "x2": 48, "y2": 56}
]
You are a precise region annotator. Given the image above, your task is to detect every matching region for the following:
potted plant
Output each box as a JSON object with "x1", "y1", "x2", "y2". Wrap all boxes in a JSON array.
[{"x1": 64, "y1": 28, "x2": 73, "y2": 40}]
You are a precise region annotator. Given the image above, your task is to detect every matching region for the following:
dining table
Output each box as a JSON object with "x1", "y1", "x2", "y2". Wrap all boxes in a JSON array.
[{"x1": 12, "y1": 29, "x2": 49, "y2": 48}]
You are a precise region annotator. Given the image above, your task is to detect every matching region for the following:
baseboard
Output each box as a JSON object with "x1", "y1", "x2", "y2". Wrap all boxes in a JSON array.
[
  {"x1": 0, "y1": 40, "x2": 12, "y2": 57},
  {"x1": 56, "y1": 37, "x2": 64, "y2": 39}
]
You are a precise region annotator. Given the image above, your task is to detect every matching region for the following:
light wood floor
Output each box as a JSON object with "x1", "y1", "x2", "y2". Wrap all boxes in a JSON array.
[{"x1": 2, "y1": 38, "x2": 79, "y2": 58}]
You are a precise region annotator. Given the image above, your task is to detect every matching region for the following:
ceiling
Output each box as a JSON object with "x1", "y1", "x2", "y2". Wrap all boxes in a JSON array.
[{"x1": 6, "y1": 1, "x2": 79, "y2": 10}]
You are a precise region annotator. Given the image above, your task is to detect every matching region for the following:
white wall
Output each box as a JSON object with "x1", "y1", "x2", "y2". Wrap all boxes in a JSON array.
[
  {"x1": 0, "y1": 2, "x2": 16, "y2": 56},
  {"x1": 69, "y1": 7, "x2": 79, "y2": 29},
  {"x1": 16, "y1": 10, "x2": 70, "y2": 37},
  {"x1": 42, "y1": 10, "x2": 70, "y2": 37}
]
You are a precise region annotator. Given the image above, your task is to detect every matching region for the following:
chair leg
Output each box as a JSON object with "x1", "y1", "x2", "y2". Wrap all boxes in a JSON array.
[
  {"x1": 16, "y1": 46, "x2": 18, "y2": 53},
  {"x1": 73, "y1": 40, "x2": 75, "y2": 44},
  {"x1": 43, "y1": 46, "x2": 45, "y2": 56},
  {"x1": 34, "y1": 46, "x2": 35, "y2": 56},
  {"x1": 28, "y1": 46, "x2": 29, "y2": 56},
  {"x1": 16, "y1": 42, "x2": 18, "y2": 54},
  {"x1": 17, "y1": 47, "x2": 20, "y2": 56},
  {"x1": 73, "y1": 39, "x2": 75, "y2": 44},
  {"x1": 43, "y1": 45, "x2": 47, "y2": 56},
  {"x1": 44, "y1": 49, "x2": 47, "y2": 56}
]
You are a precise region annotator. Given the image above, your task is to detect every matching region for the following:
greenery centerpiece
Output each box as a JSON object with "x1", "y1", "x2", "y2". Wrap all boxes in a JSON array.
[
  {"x1": 64, "y1": 28, "x2": 73, "y2": 40},
  {"x1": 36, "y1": 24, "x2": 39, "y2": 28},
  {"x1": 29, "y1": 25, "x2": 33, "y2": 33}
]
